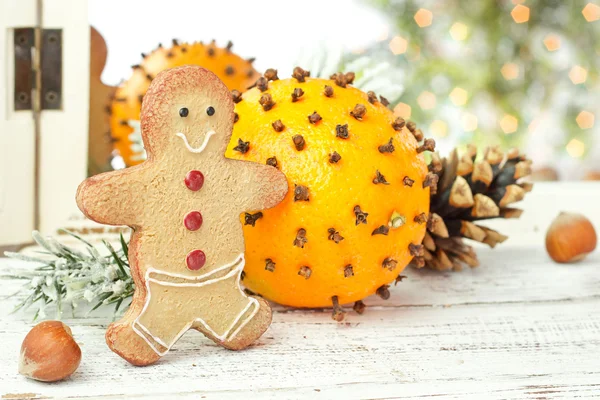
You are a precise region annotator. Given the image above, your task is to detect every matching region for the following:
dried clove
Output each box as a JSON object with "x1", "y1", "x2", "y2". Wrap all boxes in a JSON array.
[
  {"x1": 298, "y1": 266, "x2": 312, "y2": 279},
  {"x1": 406, "y1": 121, "x2": 417, "y2": 133},
  {"x1": 259, "y1": 93, "x2": 275, "y2": 111},
  {"x1": 392, "y1": 117, "x2": 406, "y2": 131},
  {"x1": 403, "y1": 176, "x2": 415, "y2": 187},
  {"x1": 373, "y1": 170, "x2": 389, "y2": 185},
  {"x1": 234, "y1": 113, "x2": 239, "y2": 123},
  {"x1": 244, "y1": 212, "x2": 263, "y2": 227},
  {"x1": 376, "y1": 285, "x2": 391, "y2": 300},
  {"x1": 417, "y1": 138, "x2": 436, "y2": 153},
  {"x1": 292, "y1": 135, "x2": 305, "y2": 151},
  {"x1": 233, "y1": 138, "x2": 249, "y2": 153},
  {"x1": 353, "y1": 300, "x2": 366, "y2": 315},
  {"x1": 378, "y1": 138, "x2": 395, "y2": 153},
  {"x1": 414, "y1": 213, "x2": 428, "y2": 224},
  {"x1": 367, "y1": 91, "x2": 378, "y2": 104},
  {"x1": 324, "y1": 85, "x2": 334, "y2": 97},
  {"x1": 308, "y1": 112, "x2": 322, "y2": 124},
  {"x1": 372, "y1": 225, "x2": 390, "y2": 236},
  {"x1": 266, "y1": 157, "x2": 278, "y2": 168},
  {"x1": 264, "y1": 68, "x2": 279, "y2": 81},
  {"x1": 331, "y1": 296, "x2": 346, "y2": 321},
  {"x1": 345, "y1": 72, "x2": 356, "y2": 84},
  {"x1": 231, "y1": 90, "x2": 242, "y2": 103},
  {"x1": 293, "y1": 228, "x2": 308, "y2": 248},
  {"x1": 294, "y1": 185, "x2": 310, "y2": 201},
  {"x1": 423, "y1": 173, "x2": 439, "y2": 194},
  {"x1": 256, "y1": 77, "x2": 269, "y2": 92},
  {"x1": 335, "y1": 124, "x2": 349, "y2": 139},
  {"x1": 344, "y1": 265, "x2": 354, "y2": 278},
  {"x1": 225, "y1": 65, "x2": 235, "y2": 76},
  {"x1": 379, "y1": 95, "x2": 390, "y2": 107},
  {"x1": 291, "y1": 88, "x2": 304, "y2": 102},
  {"x1": 329, "y1": 152, "x2": 341, "y2": 164},
  {"x1": 354, "y1": 205, "x2": 369, "y2": 225},
  {"x1": 409, "y1": 243, "x2": 425, "y2": 257},
  {"x1": 331, "y1": 72, "x2": 347, "y2": 88},
  {"x1": 382, "y1": 258, "x2": 398, "y2": 271},
  {"x1": 293, "y1": 66, "x2": 309, "y2": 82},
  {"x1": 327, "y1": 228, "x2": 344, "y2": 243},
  {"x1": 412, "y1": 129, "x2": 424, "y2": 141},
  {"x1": 350, "y1": 104, "x2": 367, "y2": 120},
  {"x1": 272, "y1": 119, "x2": 285, "y2": 132},
  {"x1": 265, "y1": 258, "x2": 276, "y2": 272}
]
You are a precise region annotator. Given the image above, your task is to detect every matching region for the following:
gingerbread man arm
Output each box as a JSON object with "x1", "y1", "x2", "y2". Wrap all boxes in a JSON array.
[
  {"x1": 76, "y1": 166, "x2": 148, "y2": 227},
  {"x1": 233, "y1": 161, "x2": 288, "y2": 212}
]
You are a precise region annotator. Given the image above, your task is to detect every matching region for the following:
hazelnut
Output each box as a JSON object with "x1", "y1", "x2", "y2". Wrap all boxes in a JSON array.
[
  {"x1": 19, "y1": 321, "x2": 82, "y2": 382},
  {"x1": 546, "y1": 212, "x2": 597, "y2": 263}
]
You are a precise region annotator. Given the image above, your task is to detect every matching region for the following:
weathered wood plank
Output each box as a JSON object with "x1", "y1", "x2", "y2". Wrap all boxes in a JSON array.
[{"x1": 1, "y1": 299, "x2": 599, "y2": 399}]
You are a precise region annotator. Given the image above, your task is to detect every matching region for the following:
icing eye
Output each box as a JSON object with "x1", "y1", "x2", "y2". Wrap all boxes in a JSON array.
[
  {"x1": 179, "y1": 108, "x2": 189, "y2": 118},
  {"x1": 206, "y1": 106, "x2": 215, "y2": 116}
]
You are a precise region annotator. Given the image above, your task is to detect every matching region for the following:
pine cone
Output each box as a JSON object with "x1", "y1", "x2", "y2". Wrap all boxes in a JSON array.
[{"x1": 413, "y1": 144, "x2": 533, "y2": 271}]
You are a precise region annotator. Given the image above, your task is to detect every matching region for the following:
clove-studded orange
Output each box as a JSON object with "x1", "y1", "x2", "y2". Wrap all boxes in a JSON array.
[
  {"x1": 110, "y1": 40, "x2": 259, "y2": 166},
  {"x1": 226, "y1": 68, "x2": 437, "y2": 319}
]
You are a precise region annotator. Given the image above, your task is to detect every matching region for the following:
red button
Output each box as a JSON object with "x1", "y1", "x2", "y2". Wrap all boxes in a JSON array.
[
  {"x1": 186, "y1": 250, "x2": 206, "y2": 270},
  {"x1": 185, "y1": 170, "x2": 204, "y2": 191},
  {"x1": 184, "y1": 211, "x2": 203, "y2": 231}
]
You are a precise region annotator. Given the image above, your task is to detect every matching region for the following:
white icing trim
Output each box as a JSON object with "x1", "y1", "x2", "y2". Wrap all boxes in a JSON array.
[
  {"x1": 133, "y1": 253, "x2": 259, "y2": 357},
  {"x1": 146, "y1": 253, "x2": 244, "y2": 282},
  {"x1": 176, "y1": 131, "x2": 216, "y2": 154}
]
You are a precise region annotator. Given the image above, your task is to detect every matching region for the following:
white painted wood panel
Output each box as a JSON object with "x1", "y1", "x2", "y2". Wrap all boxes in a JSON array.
[
  {"x1": 0, "y1": 0, "x2": 37, "y2": 246},
  {"x1": 37, "y1": 0, "x2": 89, "y2": 235}
]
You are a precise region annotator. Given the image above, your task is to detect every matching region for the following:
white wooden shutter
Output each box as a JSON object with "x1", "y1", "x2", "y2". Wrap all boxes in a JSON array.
[
  {"x1": 38, "y1": 0, "x2": 89, "y2": 235},
  {"x1": 0, "y1": 1, "x2": 38, "y2": 246},
  {"x1": 0, "y1": 0, "x2": 89, "y2": 247}
]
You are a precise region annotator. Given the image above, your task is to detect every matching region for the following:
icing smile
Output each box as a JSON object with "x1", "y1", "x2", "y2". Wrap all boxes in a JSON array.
[{"x1": 176, "y1": 131, "x2": 216, "y2": 154}]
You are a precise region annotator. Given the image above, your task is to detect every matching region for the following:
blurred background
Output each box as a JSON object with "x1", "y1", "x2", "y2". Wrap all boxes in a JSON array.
[{"x1": 91, "y1": 0, "x2": 599, "y2": 180}]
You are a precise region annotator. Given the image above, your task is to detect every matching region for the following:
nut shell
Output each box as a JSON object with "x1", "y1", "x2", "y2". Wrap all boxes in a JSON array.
[
  {"x1": 545, "y1": 212, "x2": 597, "y2": 263},
  {"x1": 19, "y1": 321, "x2": 81, "y2": 382}
]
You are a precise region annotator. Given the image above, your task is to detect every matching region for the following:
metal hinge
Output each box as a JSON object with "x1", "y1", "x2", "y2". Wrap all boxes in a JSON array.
[{"x1": 14, "y1": 27, "x2": 62, "y2": 111}]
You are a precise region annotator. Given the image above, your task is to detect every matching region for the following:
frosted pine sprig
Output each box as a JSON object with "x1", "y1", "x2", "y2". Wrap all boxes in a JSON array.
[{"x1": 4, "y1": 230, "x2": 133, "y2": 320}]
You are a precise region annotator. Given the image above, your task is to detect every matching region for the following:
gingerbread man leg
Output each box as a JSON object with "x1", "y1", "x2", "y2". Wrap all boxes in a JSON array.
[
  {"x1": 216, "y1": 296, "x2": 272, "y2": 350},
  {"x1": 106, "y1": 300, "x2": 162, "y2": 366}
]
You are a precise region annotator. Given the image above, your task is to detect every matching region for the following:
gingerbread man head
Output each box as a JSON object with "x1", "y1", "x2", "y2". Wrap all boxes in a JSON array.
[{"x1": 140, "y1": 66, "x2": 235, "y2": 161}]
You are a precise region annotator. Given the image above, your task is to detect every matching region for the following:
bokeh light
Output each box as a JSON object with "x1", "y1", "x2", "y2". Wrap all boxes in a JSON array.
[
  {"x1": 500, "y1": 114, "x2": 518, "y2": 134},
  {"x1": 417, "y1": 91, "x2": 437, "y2": 110},
  {"x1": 388, "y1": 36, "x2": 408, "y2": 55},
  {"x1": 501, "y1": 63, "x2": 520, "y2": 80},
  {"x1": 393, "y1": 102, "x2": 412, "y2": 118},
  {"x1": 449, "y1": 87, "x2": 468, "y2": 106},
  {"x1": 461, "y1": 112, "x2": 478, "y2": 132},
  {"x1": 429, "y1": 120, "x2": 448, "y2": 137},
  {"x1": 582, "y1": 3, "x2": 600, "y2": 22},
  {"x1": 566, "y1": 139, "x2": 585, "y2": 158},
  {"x1": 511, "y1": 5, "x2": 530, "y2": 23},
  {"x1": 568, "y1": 66, "x2": 588, "y2": 84},
  {"x1": 449, "y1": 22, "x2": 469, "y2": 41},
  {"x1": 576, "y1": 111, "x2": 595, "y2": 129},
  {"x1": 543, "y1": 34, "x2": 561, "y2": 52},
  {"x1": 414, "y1": 8, "x2": 433, "y2": 28}
]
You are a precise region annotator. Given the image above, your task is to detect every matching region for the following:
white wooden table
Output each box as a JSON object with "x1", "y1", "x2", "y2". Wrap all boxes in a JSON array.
[{"x1": 1, "y1": 183, "x2": 599, "y2": 399}]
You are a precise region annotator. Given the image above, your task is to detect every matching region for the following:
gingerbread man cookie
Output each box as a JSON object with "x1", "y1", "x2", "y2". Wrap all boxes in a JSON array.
[{"x1": 77, "y1": 65, "x2": 288, "y2": 366}]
